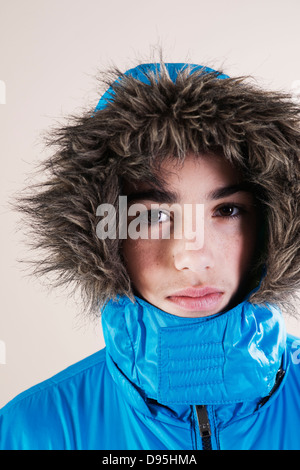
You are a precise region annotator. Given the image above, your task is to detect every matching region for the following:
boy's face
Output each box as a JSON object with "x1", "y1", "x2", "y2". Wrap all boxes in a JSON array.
[{"x1": 122, "y1": 153, "x2": 258, "y2": 318}]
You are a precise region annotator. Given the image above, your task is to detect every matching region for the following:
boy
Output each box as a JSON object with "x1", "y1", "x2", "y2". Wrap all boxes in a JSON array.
[{"x1": 0, "y1": 62, "x2": 299, "y2": 450}]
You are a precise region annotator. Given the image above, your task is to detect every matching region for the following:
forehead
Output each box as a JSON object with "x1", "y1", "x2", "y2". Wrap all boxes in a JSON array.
[
  {"x1": 161, "y1": 152, "x2": 241, "y2": 187},
  {"x1": 123, "y1": 152, "x2": 243, "y2": 202}
]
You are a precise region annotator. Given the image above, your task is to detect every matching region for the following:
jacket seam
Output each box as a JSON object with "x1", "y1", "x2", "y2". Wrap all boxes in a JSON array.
[
  {"x1": 0, "y1": 352, "x2": 106, "y2": 414},
  {"x1": 122, "y1": 307, "x2": 143, "y2": 390},
  {"x1": 218, "y1": 350, "x2": 290, "y2": 431}
]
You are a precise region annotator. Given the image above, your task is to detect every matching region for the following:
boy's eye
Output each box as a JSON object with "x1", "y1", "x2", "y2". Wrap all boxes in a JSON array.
[
  {"x1": 146, "y1": 209, "x2": 170, "y2": 224},
  {"x1": 213, "y1": 204, "x2": 243, "y2": 218}
]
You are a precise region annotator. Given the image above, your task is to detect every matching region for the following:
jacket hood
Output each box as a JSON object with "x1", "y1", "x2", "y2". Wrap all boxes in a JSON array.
[
  {"x1": 94, "y1": 63, "x2": 229, "y2": 112},
  {"x1": 101, "y1": 292, "x2": 286, "y2": 407},
  {"x1": 14, "y1": 61, "x2": 300, "y2": 316}
]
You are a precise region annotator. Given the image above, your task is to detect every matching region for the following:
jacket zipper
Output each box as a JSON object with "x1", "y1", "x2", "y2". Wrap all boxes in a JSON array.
[{"x1": 195, "y1": 405, "x2": 212, "y2": 450}]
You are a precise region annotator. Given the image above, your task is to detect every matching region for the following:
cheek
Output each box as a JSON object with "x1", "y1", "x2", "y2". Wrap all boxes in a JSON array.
[
  {"x1": 239, "y1": 216, "x2": 258, "y2": 268},
  {"x1": 121, "y1": 240, "x2": 165, "y2": 288},
  {"x1": 215, "y1": 220, "x2": 257, "y2": 279}
]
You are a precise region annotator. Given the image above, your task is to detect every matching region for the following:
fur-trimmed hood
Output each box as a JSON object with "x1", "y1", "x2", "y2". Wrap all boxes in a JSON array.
[{"x1": 13, "y1": 62, "x2": 300, "y2": 317}]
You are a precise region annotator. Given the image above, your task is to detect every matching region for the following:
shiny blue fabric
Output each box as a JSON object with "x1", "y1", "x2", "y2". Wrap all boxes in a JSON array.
[
  {"x1": 1, "y1": 63, "x2": 300, "y2": 449},
  {"x1": 1, "y1": 294, "x2": 300, "y2": 450},
  {"x1": 93, "y1": 62, "x2": 229, "y2": 112},
  {"x1": 102, "y1": 295, "x2": 286, "y2": 405}
]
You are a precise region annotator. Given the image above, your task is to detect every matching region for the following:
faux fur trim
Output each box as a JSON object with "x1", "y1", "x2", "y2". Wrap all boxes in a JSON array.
[{"x1": 11, "y1": 63, "x2": 300, "y2": 317}]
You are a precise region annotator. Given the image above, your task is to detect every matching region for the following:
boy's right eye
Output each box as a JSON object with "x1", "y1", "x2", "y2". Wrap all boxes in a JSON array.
[{"x1": 144, "y1": 209, "x2": 170, "y2": 225}]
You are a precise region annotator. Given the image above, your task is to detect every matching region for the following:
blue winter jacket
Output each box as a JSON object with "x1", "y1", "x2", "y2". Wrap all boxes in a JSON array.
[
  {"x1": 1, "y1": 294, "x2": 300, "y2": 450},
  {"x1": 1, "y1": 63, "x2": 300, "y2": 450}
]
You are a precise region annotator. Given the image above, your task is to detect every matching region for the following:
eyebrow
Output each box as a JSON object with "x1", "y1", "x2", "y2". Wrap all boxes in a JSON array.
[
  {"x1": 126, "y1": 188, "x2": 179, "y2": 205},
  {"x1": 126, "y1": 183, "x2": 252, "y2": 204},
  {"x1": 207, "y1": 183, "x2": 253, "y2": 200}
]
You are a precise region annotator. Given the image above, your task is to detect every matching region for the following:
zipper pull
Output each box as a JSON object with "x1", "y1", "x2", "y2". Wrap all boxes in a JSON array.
[{"x1": 196, "y1": 405, "x2": 212, "y2": 450}]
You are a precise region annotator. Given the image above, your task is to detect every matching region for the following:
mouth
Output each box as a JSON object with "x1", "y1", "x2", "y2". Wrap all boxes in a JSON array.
[{"x1": 167, "y1": 287, "x2": 224, "y2": 312}]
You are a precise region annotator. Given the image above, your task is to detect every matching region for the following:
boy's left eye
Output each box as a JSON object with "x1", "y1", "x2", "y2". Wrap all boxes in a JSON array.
[
  {"x1": 147, "y1": 209, "x2": 170, "y2": 224},
  {"x1": 213, "y1": 204, "x2": 243, "y2": 218}
]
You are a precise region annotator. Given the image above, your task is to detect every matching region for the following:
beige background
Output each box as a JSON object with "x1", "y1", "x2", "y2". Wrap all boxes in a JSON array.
[{"x1": 1, "y1": 0, "x2": 300, "y2": 408}]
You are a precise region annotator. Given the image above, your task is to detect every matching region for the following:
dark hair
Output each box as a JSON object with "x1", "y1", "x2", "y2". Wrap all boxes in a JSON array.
[{"x1": 11, "y1": 62, "x2": 300, "y2": 317}]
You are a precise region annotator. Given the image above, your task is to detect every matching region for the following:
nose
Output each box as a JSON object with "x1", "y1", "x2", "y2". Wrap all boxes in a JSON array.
[{"x1": 172, "y1": 232, "x2": 215, "y2": 272}]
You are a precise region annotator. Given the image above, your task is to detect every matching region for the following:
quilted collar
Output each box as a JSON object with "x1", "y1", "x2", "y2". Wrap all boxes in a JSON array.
[{"x1": 101, "y1": 293, "x2": 286, "y2": 406}]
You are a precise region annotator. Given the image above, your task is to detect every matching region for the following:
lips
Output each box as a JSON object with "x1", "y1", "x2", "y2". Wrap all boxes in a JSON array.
[{"x1": 167, "y1": 287, "x2": 224, "y2": 312}]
